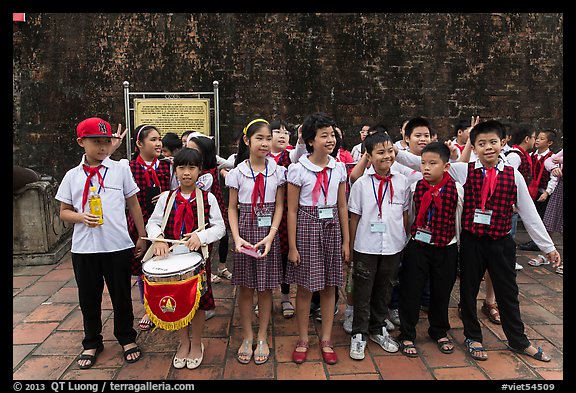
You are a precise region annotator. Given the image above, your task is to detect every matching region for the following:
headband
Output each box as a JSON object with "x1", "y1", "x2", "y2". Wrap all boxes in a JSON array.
[
  {"x1": 186, "y1": 131, "x2": 214, "y2": 144},
  {"x1": 135, "y1": 124, "x2": 155, "y2": 142},
  {"x1": 243, "y1": 118, "x2": 269, "y2": 135}
]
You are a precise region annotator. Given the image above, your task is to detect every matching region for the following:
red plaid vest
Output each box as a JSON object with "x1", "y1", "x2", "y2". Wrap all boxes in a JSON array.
[
  {"x1": 201, "y1": 167, "x2": 228, "y2": 227},
  {"x1": 276, "y1": 150, "x2": 291, "y2": 254},
  {"x1": 410, "y1": 175, "x2": 459, "y2": 247},
  {"x1": 129, "y1": 158, "x2": 172, "y2": 219},
  {"x1": 462, "y1": 162, "x2": 516, "y2": 239},
  {"x1": 530, "y1": 151, "x2": 553, "y2": 190},
  {"x1": 505, "y1": 149, "x2": 532, "y2": 186}
]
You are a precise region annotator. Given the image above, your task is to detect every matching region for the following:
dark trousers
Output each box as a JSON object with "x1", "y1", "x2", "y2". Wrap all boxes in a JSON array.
[
  {"x1": 72, "y1": 249, "x2": 137, "y2": 350},
  {"x1": 535, "y1": 190, "x2": 549, "y2": 219},
  {"x1": 351, "y1": 250, "x2": 400, "y2": 338},
  {"x1": 280, "y1": 253, "x2": 290, "y2": 295},
  {"x1": 218, "y1": 230, "x2": 229, "y2": 263},
  {"x1": 459, "y1": 230, "x2": 530, "y2": 350},
  {"x1": 397, "y1": 239, "x2": 458, "y2": 342},
  {"x1": 390, "y1": 252, "x2": 430, "y2": 311}
]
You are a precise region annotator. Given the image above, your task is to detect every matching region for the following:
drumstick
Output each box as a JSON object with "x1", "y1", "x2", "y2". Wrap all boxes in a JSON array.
[{"x1": 141, "y1": 223, "x2": 208, "y2": 246}]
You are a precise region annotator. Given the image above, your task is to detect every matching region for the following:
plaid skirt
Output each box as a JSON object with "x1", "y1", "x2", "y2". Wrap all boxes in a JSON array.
[
  {"x1": 284, "y1": 205, "x2": 344, "y2": 292},
  {"x1": 543, "y1": 177, "x2": 563, "y2": 234},
  {"x1": 231, "y1": 203, "x2": 282, "y2": 291}
]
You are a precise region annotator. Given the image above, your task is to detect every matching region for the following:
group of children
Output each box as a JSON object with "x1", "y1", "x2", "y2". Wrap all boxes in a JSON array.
[{"x1": 56, "y1": 112, "x2": 562, "y2": 372}]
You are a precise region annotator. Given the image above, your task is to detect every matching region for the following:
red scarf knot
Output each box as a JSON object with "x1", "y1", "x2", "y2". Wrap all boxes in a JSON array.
[
  {"x1": 137, "y1": 156, "x2": 162, "y2": 190},
  {"x1": 173, "y1": 190, "x2": 196, "y2": 240},
  {"x1": 251, "y1": 173, "x2": 265, "y2": 217},
  {"x1": 82, "y1": 164, "x2": 105, "y2": 211},
  {"x1": 312, "y1": 167, "x2": 330, "y2": 206},
  {"x1": 415, "y1": 172, "x2": 451, "y2": 228}
]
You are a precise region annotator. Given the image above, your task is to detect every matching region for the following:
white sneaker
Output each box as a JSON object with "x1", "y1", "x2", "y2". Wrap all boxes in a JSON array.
[
  {"x1": 384, "y1": 318, "x2": 396, "y2": 332},
  {"x1": 343, "y1": 312, "x2": 353, "y2": 334},
  {"x1": 389, "y1": 308, "x2": 400, "y2": 326},
  {"x1": 515, "y1": 262, "x2": 524, "y2": 270},
  {"x1": 349, "y1": 334, "x2": 366, "y2": 360},
  {"x1": 369, "y1": 327, "x2": 399, "y2": 353}
]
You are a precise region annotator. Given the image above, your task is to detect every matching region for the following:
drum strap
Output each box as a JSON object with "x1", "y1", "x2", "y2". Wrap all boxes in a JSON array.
[
  {"x1": 196, "y1": 187, "x2": 210, "y2": 260},
  {"x1": 141, "y1": 191, "x2": 178, "y2": 263}
]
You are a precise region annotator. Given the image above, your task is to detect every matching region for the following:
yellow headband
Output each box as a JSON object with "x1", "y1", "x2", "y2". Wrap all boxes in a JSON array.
[{"x1": 243, "y1": 118, "x2": 269, "y2": 135}]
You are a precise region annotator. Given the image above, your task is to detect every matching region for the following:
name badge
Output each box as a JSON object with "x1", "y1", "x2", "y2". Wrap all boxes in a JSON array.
[
  {"x1": 370, "y1": 222, "x2": 386, "y2": 233},
  {"x1": 474, "y1": 209, "x2": 493, "y2": 225},
  {"x1": 257, "y1": 215, "x2": 272, "y2": 227},
  {"x1": 318, "y1": 207, "x2": 334, "y2": 219},
  {"x1": 414, "y1": 228, "x2": 433, "y2": 244}
]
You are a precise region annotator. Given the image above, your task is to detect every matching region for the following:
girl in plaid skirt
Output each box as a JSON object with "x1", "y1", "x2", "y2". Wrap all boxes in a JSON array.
[
  {"x1": 127, "y1": 125, "x2": 173, "y2": 332},
  {"x1": 226, "y1": 119, "x2": 286, "y2": 365},
  {"x1": 286, "y1": 112, "x2": 350, "y2": 365}
]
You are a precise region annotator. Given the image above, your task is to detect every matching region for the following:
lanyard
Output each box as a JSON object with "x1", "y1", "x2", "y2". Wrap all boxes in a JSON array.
[
  {"x1": 248, "y1": 160, "x2": 268, "y2": 205},
  {"x1": 371, "y1": 175, "x2": 389, "y2": 218},
  {"x1": 84, "y1": 166, "x2": 108, "y2": 193},
  {"x1": 173, "y1": 190, "x2": 195, "y2": 238},
  {"x1": 320, "y1": 168, "x2": 333, "y2": 205}
]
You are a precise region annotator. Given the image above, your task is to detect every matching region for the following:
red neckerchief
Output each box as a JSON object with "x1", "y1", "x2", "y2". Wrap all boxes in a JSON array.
[
  {"x1": 312, "y1": 167, "x2": 329, "y2": 206},
  {"x1": 173, "y1": 189, "x2": 196, "y2": 240},
  {"x1": 251, "y1": 172, "x2": 265, "y2": 217},
  {"x1": 480, "y1": 167, "x2": 497, "y2": 212},
  {"x1": 136, "y1": 155, "x2": 162, "y2": 190},
  {"x1": 415, "y1": 172, "x2": 451, "y2": 228},
  {"x1": 82, "y1": 164, "x2": 104, "y2": 211},
  {"x1": 373, "y1": 172, "x2": 394, "y2": 217}
]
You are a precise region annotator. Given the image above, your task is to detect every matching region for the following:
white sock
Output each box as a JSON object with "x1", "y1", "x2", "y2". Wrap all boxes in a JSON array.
[
  {"x1": 281, "y1": 293, "x2": 290, "y2": 302},
  {"x1": 345, "y1": 305, "x2": 354, "y2": 315}
]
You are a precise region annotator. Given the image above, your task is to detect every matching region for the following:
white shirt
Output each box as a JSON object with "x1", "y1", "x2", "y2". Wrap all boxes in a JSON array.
[
  {"x1": 217, "y1": 154, "x2": 236, "y2": 170},
  {"x1": 394, "y1": 140, "x2": 410, "y2": 152},
  {"x1": 395, "y1": 150, "x2": 556, "y2": 254},
  {"x1": 350, "y1": 143, "x2": 363, "y2": 162},
  {"x1": 287, "y1": 154, "x2": 347, "y2": 206},
  {"x1": 289, "y1": 143, "x2": 308, "y2": 164},
  {"x1": 55, "y1": 155, "x2": 139, "y2": 254},
  {"x1": 348, "y1": 166, "x2": 411, "y2": 255},
  {"x1": 225, "y1": 157, "x2": 287, "y2": 204},
  {"x1": 146, "y1": 190, "x2": 226, "y2": 245}
]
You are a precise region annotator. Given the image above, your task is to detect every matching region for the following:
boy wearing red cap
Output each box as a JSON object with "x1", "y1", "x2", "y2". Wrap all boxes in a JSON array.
[{"x1": 56, "y1": 117, "x2": 147, "y2": 369}]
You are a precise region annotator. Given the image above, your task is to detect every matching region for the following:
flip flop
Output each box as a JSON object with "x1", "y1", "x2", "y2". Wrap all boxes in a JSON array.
[
  {"x1": 139, "y1": 315, "x2": 154, "y2": 331},
  {"x1": 237, "y1": 339, "x2": 253, "y2": 364},
  {"x1": 254, "y1": 340, "x2": 270, "y2": 365},
  {"x1": 399, "y1": 341, "x2": 418, "y2": 358}
]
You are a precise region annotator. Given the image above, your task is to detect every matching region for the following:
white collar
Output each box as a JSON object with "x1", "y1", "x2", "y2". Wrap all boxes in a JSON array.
[
  {"x1": 534, "y1": 149, "x2": 550, "y2": 157},
  {"x1": 365, "y1": 165, "x2": 397, "y2": 177},
  {"x1": 80, "y1": 155, "x2": 113, "y2": 168},
  {"x1": 299, "y1": 154, "x2": 336, "y2": 172},
  {"x1": 473, "y1": 157, "x2": 506, "y2": 172},
  {"x1": 237, "y1": 157, "x2": 278, "y2": 178}
]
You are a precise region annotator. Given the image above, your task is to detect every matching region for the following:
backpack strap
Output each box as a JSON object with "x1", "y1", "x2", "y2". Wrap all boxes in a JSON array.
[
  {"x1": 141, "y1": 190, "x2": 178, "y2": 263},
  {"x1": 196, "y1": 187, "x2": 209, "y2": 260}
]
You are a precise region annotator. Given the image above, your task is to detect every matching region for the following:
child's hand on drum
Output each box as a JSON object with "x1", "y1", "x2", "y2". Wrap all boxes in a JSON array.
[
  {"x1": 153, "y1": 241, "x2": 170, "y2": 258},
  {"x1": 184, "y1": 233, "x2": 202, "y2": 251}
]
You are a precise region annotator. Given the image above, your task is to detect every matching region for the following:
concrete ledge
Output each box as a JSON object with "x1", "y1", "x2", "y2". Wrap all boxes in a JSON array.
[{"x1": 13, "y1": 235, "x2": 72, "y2": 267}]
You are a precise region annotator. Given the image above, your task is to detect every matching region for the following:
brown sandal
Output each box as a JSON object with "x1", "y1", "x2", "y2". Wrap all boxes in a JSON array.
[{"x1": 481, "y1": 301, "x2": 501, "y2": 325}]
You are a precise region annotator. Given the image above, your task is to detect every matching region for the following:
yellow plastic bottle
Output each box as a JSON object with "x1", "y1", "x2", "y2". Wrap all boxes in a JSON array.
[{"x1": 88, "y1": 186, "x2": 104, "y2": 225}]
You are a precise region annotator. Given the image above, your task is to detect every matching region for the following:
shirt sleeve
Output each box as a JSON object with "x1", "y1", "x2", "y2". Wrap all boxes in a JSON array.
[
  {"x1": 506, "y1": 152, "x2": 522, "y2": 170},
  {"x1": 122, "y1": 162, "x2": 140, "y2": 199},
  {"x1": 514, "y1": 168, "x2": 556, "y2": 254},
  {"x1": 55, "y1": 170, "x2": 73, "y2": 205},
  {"x1": 289, "y1": 143, "x2": 307, "y2": 163},
  {"x1": 402, "y1": 179, "x2": 411, "y2": 212},
  {"x1": 287, "y1": 164, "x2": 302, "y2": 187},
  {"x1": 224, "y1": 168, "x2": 240, "y2": 190},
  {"x1": 337, "y1": 162, "x2": 347, "y2": 183},
  {"x1": 395, "y1": 150, "x2": 422, "y2": 171},
  {"x1": 276, "y1": 165, "x2": 287, "y2": 187},
  {"x1": 545, "y1": 173, "x2": 558, "y2": 194},
  {"x1": 196, "y1": 173, "x2": 213, "y2": 192},
  {"x1": 347, "y1": 178, "x2": 362, "y2": 215}
]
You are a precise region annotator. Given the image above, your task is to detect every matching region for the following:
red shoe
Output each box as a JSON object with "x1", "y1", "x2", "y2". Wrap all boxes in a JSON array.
[
  {"x1": 320, "y1": 340, "x2": 338, "y2": 364},
  {"x1": 292, "y1": 340, "x2": 309, "y2": 364}
]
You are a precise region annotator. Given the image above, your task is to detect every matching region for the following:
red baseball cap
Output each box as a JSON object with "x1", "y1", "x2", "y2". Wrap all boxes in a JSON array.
[{"x1": 76, "y1": 117, "x2": 119, "y2": 139}]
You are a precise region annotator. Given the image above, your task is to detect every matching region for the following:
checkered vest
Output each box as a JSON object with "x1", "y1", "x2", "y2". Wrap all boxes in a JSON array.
[
  {"x1": 129, "y1": 158, "x2": 172, "y2": 219},
  {"x1": 410, "y1": 175, "x2": 458, "y2": 247},
  {"x1": 164, "y1": 188, "x2": 212, "y2": 242},
  {"x1": 530, "y1": 151, "x2": 553, "y2": 190},
  {"x1": 505, "y1": 149, "x2": 532, "y2": 186},
  {"x1": 462, "y1": 162, "x2": 516, "y2": 239}
]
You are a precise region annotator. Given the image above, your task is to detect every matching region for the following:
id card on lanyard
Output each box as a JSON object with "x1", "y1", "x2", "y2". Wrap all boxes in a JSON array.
[
  {"x1": 473, "y1": 166, "x2": 497, "y2": 226},
  {"x1": 317, "y1": 168, "x2": 334, "y2": 219},
  {"x1": 249, "y1": 161, "x2": 271, "y2": 227}
]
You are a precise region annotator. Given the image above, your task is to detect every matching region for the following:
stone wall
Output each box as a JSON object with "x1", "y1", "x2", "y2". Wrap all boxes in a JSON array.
[{"x1": 13, "y1": 13, "x2": 563, "y2": 181}]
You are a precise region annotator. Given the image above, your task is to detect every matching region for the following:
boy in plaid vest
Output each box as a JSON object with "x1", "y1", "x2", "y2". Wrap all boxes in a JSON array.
[
  {"x1": 395, "y1": 120, "x2": 561, "y2": 363},
  {"x1": 396, "y1": 142, "x2": 464, "y2": 357}
]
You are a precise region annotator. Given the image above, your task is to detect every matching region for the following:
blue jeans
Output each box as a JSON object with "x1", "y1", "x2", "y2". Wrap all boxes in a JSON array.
[{"x1": 510, "y1": 211, "x2": 519, "y2": 241}]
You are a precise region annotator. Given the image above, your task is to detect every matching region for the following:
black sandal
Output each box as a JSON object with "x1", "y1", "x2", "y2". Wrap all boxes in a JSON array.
[
  {"x1": 78, "y1": 344, "x2": 104, "y2": 369},
  {"x1": 123, "y1": 344, "x2": 142, "y2": 364},
  {"x1": 437, "y1": 337, "x2": 454, "y2": 354},
  {"x1": 511, "y1": 345, "x2": 551, "y2": 363},
  {"x1": 399, "y1": 341, "x2": 418, "y2": 358},
  {"x1": 465, "y1": 338, "x2": 488, "y2": 361}
]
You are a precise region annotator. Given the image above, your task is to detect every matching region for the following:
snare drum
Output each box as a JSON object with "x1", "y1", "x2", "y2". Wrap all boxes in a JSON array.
[
  {"x1": 142, "y1": 250, "x2": 208, "y2": 331},
  {"x1": 143, "y1": 251, "x2": 206, "y2": 283}
]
